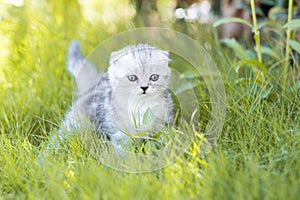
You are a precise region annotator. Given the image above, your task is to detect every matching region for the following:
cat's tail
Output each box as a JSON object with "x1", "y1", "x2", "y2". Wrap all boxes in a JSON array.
[
  {"x1": 67, "y1": 40, "x2": 100, "y2": 94},
  {"x1": 67, "y1": 39, "x2": 84, "y2": 78}
]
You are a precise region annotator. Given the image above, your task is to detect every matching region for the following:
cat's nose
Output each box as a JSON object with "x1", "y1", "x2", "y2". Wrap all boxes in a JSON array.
[{"x1": 140, "y1": 86, "x2": 149, "y2": 93}]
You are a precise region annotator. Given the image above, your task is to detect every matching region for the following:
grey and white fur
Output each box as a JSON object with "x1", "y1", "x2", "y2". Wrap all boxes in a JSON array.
[{"x1": 60, "y1": 40, "x2": 174, "y2": 153}]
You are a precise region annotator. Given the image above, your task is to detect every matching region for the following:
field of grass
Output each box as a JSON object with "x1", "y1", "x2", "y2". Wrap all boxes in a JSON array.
[{"x1": 0, "y1": 1, "x2": 299, "y2": 199}]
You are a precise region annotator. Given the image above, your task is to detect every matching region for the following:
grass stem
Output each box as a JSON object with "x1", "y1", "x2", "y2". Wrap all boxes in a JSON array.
[
  {"x1": 250, "y1": 0, "x2": 262, "y2": 63},
  {"x1": 283, "y1": 0, "x2": 294, "y2": 90}
]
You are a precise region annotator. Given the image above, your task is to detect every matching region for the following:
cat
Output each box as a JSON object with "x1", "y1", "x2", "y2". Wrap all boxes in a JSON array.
[{"x1": 59, "y1": 40, "x2": 174, "y2": 153}]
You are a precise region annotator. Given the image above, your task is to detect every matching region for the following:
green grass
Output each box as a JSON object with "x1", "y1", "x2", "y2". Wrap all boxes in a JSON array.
[{"x1": 1, "y1": 1, "x2": 300, "y2": 199}]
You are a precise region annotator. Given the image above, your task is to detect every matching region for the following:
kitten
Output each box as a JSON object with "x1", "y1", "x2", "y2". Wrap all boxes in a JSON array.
[{"x1": 60, "y1": 40, "x2": 174, "y2": 153}]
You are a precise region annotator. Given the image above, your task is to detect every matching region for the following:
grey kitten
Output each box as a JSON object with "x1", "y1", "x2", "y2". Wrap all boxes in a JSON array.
[{"x1": 60, "y1": 40, "x2": 174, "y2": 153}]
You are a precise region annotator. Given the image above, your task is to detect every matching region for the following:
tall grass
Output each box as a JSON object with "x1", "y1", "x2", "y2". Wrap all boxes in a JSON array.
[
  {"x1": 250, "y1": 0, "x2": 262, "y2": 63},
  {"x1": 283, "y1": 0, "x2": 294, "y2": 89},
  {"x1": 0, "y1": 0, "x2": 299, "y2": 199}
]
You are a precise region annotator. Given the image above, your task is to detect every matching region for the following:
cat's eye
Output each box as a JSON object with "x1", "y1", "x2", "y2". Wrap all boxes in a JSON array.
[
  {"x1": 149, "y1": 74, "x2": 159, "y2": 81},
  {"x1": 127, "y1": 75, "x2": 138, "y2": 82}
]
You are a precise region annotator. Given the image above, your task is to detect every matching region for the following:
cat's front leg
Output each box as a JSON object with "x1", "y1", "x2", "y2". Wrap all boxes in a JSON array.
[{"x1": 110, "y1": 130, "x2": 131, "y2": 155}]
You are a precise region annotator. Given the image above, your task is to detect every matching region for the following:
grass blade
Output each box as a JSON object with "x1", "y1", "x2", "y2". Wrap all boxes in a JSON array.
[
  {"x1": 213, "y1": 17, "x2": 253, "y2": 29},
  {"x1": 260, "y1": 46, "x2": 281, "y2": 60},
  {"x1": 221, "y1": 38, "x2": 250, "y2": 60},
  {"x1": 236, "y1": 59, "x2": 269, "y2": 75},
  {"x1": 283, "y1": 19, "x2": 300, "y2": 29},
  {"x1": 289, "y1": 40, "x2": 300, "y2": 54}
]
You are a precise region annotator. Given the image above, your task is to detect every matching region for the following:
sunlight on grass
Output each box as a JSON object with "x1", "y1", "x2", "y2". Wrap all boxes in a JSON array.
[
  {"x1": 0, "y1": 36, "x2": 9, "y2": 84},
  {"x1": 78, "y1": 0, "x2": 135, "y2": 31},
  {"x1": 1, "y1": 0, "x2": 23, "y2": 7}
]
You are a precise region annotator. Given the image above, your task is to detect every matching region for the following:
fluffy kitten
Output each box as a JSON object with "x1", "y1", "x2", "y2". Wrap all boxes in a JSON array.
[{"x1": 60, "y1": 40, "x2": 174, "y2": 153}]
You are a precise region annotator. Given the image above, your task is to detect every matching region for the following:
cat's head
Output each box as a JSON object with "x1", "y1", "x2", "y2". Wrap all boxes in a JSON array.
[{"x1": 108, "y1": 44, "x2": 170, "y2": 96}]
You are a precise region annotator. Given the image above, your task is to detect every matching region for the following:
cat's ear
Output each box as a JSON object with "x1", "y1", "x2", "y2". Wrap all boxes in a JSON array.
[
  {"x1": 161, "y1": 50, "x2": 169, "y2": 57},
  {"x1": 157, "y1": 50, "x2": 171, "y2": 64},
  {"x1": 161, "y1": 50, "x2": 170, "y2": 60},
  {"x1": 109, "y1": 49, "x2": 123, "y2": 65}
]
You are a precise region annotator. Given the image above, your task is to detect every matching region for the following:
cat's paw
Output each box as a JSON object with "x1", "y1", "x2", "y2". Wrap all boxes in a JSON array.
[
  {"x1": 110, "y1": 131, "x2": 131, "y2": 156},
  {"x1": 111, "y1": 143, "x2": 126, "y2": 157}
]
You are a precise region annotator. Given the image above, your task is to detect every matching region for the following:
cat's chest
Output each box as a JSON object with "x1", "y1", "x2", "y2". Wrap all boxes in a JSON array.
[{"x1": 113, "y1": 94, "x2": 167, "y2": 130}]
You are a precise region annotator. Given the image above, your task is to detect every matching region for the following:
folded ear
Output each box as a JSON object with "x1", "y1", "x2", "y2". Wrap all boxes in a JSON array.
[
  {"x1": 109, "y1": 48, "x2": 125, "y2": 66},
  {"x1": 160, "y1": 50, "x2": 169, "y2": 58},
  {"x1": 159, "y1": 50, "x2": 170, "y2": 63}
]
